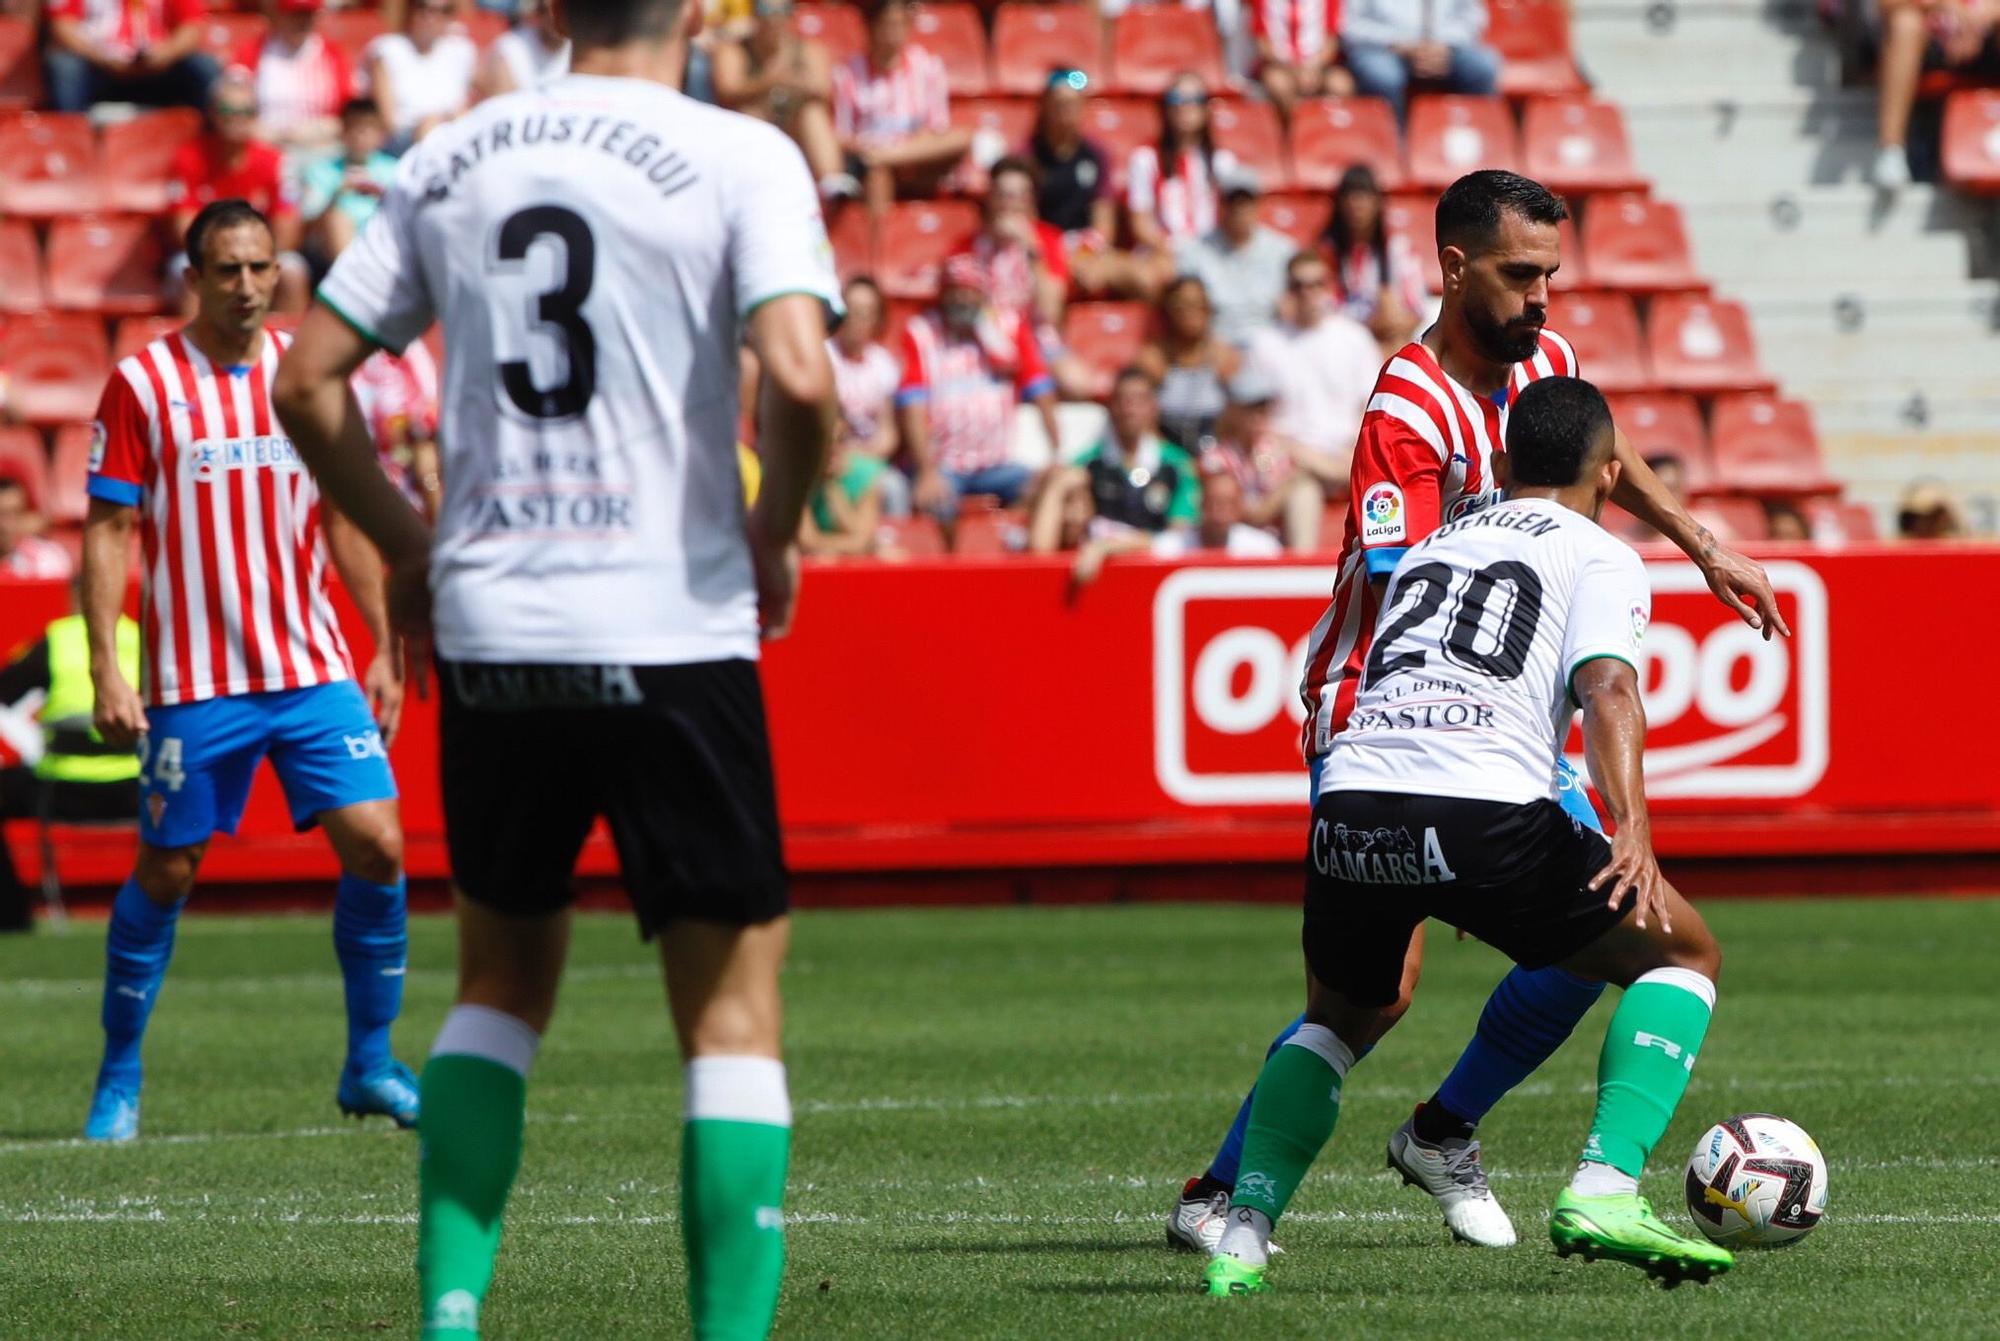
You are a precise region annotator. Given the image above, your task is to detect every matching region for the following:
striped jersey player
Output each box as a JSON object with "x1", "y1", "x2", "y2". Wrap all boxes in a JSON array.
[{"x1": 79, "y1": 199, "x2": 419, "y2": 1146}]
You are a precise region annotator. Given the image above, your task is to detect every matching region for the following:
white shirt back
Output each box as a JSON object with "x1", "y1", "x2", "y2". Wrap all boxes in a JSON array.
[
  {"x1": 319, "y1": 73, "x2": 840, "y2": 664},
  {"x1": 1315, "y1": 497, "x2": 1651, "y2": 806}
]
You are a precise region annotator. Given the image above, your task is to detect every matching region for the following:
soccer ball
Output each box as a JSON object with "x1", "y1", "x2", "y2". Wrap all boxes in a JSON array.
[{"x1": 1683, "y1": 1114, "x2": 1828, "y2": 1247}]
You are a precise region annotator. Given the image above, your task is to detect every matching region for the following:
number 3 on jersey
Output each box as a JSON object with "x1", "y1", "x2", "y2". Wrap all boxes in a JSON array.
[
  {"x1": 490, "y1": 204, "x2": 598, "y2": 421},
  {"x1": 1364, "y1": 561, "x2": 1545, "y2": 688}
]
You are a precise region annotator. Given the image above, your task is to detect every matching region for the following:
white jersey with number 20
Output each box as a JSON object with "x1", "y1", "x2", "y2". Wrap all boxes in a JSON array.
[
  {"x1": 318, "y1": 74, "x2": 841, "y2": 665},
  {"x1": 1315, "y1": 497, "x2": 1652, "y2": 807}
]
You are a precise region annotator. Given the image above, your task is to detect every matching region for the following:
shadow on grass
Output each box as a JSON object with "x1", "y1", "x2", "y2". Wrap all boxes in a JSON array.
[{"x1": 900, "y1": 1237, "x2": 1159, "y2": 1256}]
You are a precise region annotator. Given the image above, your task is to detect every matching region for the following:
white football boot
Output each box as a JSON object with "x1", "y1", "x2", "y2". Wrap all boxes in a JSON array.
[
  {"x1": 1166, "y1": 1178, "x2": 1282, "y2": 1254},
  {"x1": 1385, "y1": 1116, "x2": 1518, "y2": 1247}
]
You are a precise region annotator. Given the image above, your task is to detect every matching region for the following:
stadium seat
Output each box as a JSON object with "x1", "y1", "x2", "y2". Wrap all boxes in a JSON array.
[
  {"x1": 1210, "y1": 97, "x2": 1287, "y2": 189},
  {"x1": 882, "y1": 297, "x2": 925, "y2": 350},
  {"x1": 1689, "y1": 496, "x2": 1767, "y2": 543},
  {"x1": 1580, "y1": 192, "x2": 1701, "y2": 292},
  {"x1": 876, "y1": 200, "x2": 980, "y2": 299},
  {"x1": 1289, "y1": 96, "x2": 1404, "y2": 193},
  {"x1": 1080, "y1": 98, "x2": 1162, "y2": 189},
  {"x1": 101, "y1": 109, "x2": 204, "y2": 216},
  {"x1": 0, "y1": 15, "x2": 42, "y2": 111},
  {"x1": 912, "y1": 3, "x2": 990, "y2": 95},
  {"x1": 1604, "y1": 391, "x2": 1713, "y2": 491},
  {"x1": 1257, "y1": 192, "x2": 1332, "y2": 245},
  {"x1": 0, "y1": 113, "x2": 104, "y2": 218},
  {"x1": 1109, "y1": 8, "x2": 1225, "y2": 95},
  {"x1": 198, "y1": 12, "x2": 266, "y2": 63},
  {"x1": 321, "y1": 10, "x2": 387, "y2": 67},
  {"x1": 0, "y1": 427, "x2": 49, "y2": 510},
  {"x1": 1941, "y1": 89, "x2": 2000, "y2": 194},
  {"x1": 825, "y1": 203, "x2": 874, "y2": 283},
  {"x1": 1382, "y1": 194, "x2": 1442, "y2": 293},
  {"x1": 1406, "y1": 96, "x2": 1520, "y2": 191},
  {"x1": 1647, "y1": 294, "x2": 1771, "y2": 394},
  {"x1": 992, "y1": 3, "x2": 1104, "y2": 96},
  {"x1": 1062, "y1": 301, "x2": 1152, "y2": 399},
  {"x1": 459, "y1": 9, "x2": 509, "y2": 48},
  {"x1": 882, "y1": 514, "x2": 947, "y2": 556},
  {"x1": 1806, "y1": 499, "x2": 1879, "y2": 546},
  {"x1": 47, "y1": 216, "x2": 166, "y2": 316},
  {"x1": 47, "y1": 423, "x2": 93, "y2": 525},
  {"x1": 952, "y1": 500, "x2": 1012, "y2": 555},
  {"x1": 1488, "y1": 0, "x2": 1586, "y2": 98},
  {"x1": 0, "y1": 220, "x2": 46, "y2": 317},
  {"x1": 0, "y1": 315, "x2": 112, "y2": 425},
  {"x1": 1708, "y1": 393, "x2": 1838, "y2": 495},
  {"x1": 1522, "y1": 98, "x2": 1645, "y2": 195},
  {"x1": 1544, "y1": 290, "x2": 1648, "y2": 391},
  {"x1": 795, "y1": 3, "x2": 866, "y2": 66},
  {"x1": 113, "y1": 315, "x2": 184, "y2": 363},
  {"x1": 1550, "y1": 213, "x2": 1587, "y2": 290},
  {"x1": 943, "y1": 97, "x2": 1039, "y2": 193}
]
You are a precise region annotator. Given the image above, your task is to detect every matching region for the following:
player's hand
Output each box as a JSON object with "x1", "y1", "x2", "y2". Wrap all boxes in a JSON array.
[
  {"x1": 1589, "y1": 823, "x2": 1670, "y2": 933},
  {"x1": 92, "y1": 669, "x2": 149, "y2": 749},
  {"x1": 1699, "y1": 541, "x2": 1792, "y2": 641},
  {"x1": 750, "y1": 534, "x2": 801, "y2": 640},
  {"x1": 364, "y1": 649, "x2": 405, "y2": 749},
  {"x1": 386, "y1": 560, "x2": 433, "y2": 700}
]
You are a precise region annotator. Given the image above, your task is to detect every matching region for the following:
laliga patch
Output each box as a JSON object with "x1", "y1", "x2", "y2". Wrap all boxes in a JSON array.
[
  {"x1": 1630, "y1": 601, "x2": 1649, "y2": 647},
  {"x1": 1360, "y1": 483, "x2": 1406, "y2": 544},
  {"x1": 88, "y1": 421, "x2": 108, "y2": 472}
]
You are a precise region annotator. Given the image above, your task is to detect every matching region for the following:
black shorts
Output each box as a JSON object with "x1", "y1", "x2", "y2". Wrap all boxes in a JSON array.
[
  {"x1": 438, "y1": 658, "x2": 788, "y2": 937},
  {"x1": 1302, "y1": 789, "x2": 1629, "y2": 1007}
]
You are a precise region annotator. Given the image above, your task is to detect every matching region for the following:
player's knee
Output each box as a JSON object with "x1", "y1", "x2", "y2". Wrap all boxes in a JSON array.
[
  {"x1": 344, "y1": 831, "x2": 404, "y2": 887},
  {"x1": 682, "y1": 989, "x2": 782, "y2": 1058},
  {"x1": 134, "y1": 844, "x2": 203, "y2": 902}
]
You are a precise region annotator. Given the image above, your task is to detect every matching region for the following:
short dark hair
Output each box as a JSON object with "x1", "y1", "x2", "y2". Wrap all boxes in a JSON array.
[
  {"x1": 842, "y1": 274, "x2": 884, "y2": 303},
  {"x1": 1113, "y1": 364, "x2": 1156, "y2": 393},
  {"x1": 562, "y1": 0, "x2": 688, "y2": 47},
  {"x1": 862, "y1": 0, "x2": 912, "y2": 21},
  {"x1": 185, "y1": 198, "x2": 273, "y2": 273},
  {"x1": 988, "y1": 154, "x2": 1040, "y2": 193},
  {"x1": 0, "y1": 475, "x2": 26, "y2": 499},
  {"x1": 340, "y1": 97, "x2": 381, "y2": 124},
  {"x1": 1435, "y1": 170, "x2": 1568, "y2": 256},
  {"x1": 1505, "y1": 376, "x2": 1613, "y2": 486},
  {"x1": 1286, "y1": 249, "x2": 1328, "y2": 282}
]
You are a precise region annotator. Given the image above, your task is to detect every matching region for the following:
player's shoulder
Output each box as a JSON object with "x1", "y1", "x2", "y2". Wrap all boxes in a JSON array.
[{"x1": 1558, "y1": 507, "x2": 1646, "y2": 575}]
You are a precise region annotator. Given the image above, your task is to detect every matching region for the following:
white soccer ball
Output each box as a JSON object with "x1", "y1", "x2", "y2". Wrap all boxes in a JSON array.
[{"x1": 1684, "y1": 1113, "x2": 1829, "y2": 1246}]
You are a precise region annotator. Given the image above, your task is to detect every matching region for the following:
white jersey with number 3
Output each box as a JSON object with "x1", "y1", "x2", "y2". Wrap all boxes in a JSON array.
[
  {"x1": 1315, "y1": 497, "x2": 1651, "y2": 807},
  {"x1": 318, "y1": 73, "x2": 841, "y2": 665}
]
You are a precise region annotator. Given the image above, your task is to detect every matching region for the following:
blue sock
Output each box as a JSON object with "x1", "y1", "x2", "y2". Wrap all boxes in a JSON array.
[
  {"x1": 1433, "y1": 965, "x2": 1606, "y2": 1125},
  {"x1": 333, "y1": 873, "x2": 408, "y2": 1072},
  {"x1": 97, "y1": 877, "x2": 183, "y2": 1092}
]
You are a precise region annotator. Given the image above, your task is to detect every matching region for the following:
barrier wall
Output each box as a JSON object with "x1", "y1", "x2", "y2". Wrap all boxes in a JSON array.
[{"x1": 4, "y1": 543, "x2": 1996, "y2": 888}]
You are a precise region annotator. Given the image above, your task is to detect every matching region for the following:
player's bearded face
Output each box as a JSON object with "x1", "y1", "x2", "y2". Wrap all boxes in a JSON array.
[
  {"x1": 1464, "y1": 292, "x2": 1545, "y2": 364},
  {"x1": 1459, "y1": 215, "x2": 1559, "y2": 365}
]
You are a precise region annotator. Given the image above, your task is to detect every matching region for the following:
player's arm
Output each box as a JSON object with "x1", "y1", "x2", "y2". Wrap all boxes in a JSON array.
[
  {"x1": 746, "y1": 295, "x2": 838, "y2": 638},
  {"x1": 1344, "y1": 397, "x2": 1447, "y2": 596},
  {"x1": 81, "y1": 498, "x2": 145, "y2": 746},
  {"x1": 1574, "y1": 656, "x2": 1667, "y2": 933},
  {"x1": 322, "y1": 495, "x2": 406, "y2": 747}
]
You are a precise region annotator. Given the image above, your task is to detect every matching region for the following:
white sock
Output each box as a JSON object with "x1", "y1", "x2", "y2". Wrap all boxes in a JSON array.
[
  {"x1": 1214, "y1": 1205, "x2": 1273, "y2": 1266},
  {"x1": 1569, "y1": 1160, "x2": 1640, "y2": 1197},
  {"x1": 429, "y1": 1003, "x2": 541, "y2": 1077},
  {"x1": 685, "y1": 1055, "x2": 791, "y2": 1126}
]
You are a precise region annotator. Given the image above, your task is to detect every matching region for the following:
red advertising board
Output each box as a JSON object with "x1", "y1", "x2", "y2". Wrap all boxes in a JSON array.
[{"x1": 3, "y1": 544, "x2": 1996, "y2": 888}]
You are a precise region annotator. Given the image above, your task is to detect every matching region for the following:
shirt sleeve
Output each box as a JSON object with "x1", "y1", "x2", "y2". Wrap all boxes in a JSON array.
[
  {"x1": 1563, "y1": 540, "x2": 1651, "y2": 705},
  {"x1": 893, "y1": 324, "x2": 929, "y2": 407},
  {"x1": 315, "y1": 150, "x2": 435, "y2": 354},
  {"x1": 831, "y1": 60, "x2": 856, "y2": 140},
  {"x1": 1345, "y1": 409, "x2": 1445, "y2": 578},
  {"x1": 1035, "y1": 222, "x2": 1071, "y2": 290},
  {"x1": 1012, "y1": 317, "x2": 1053, "y2": 401},
  {"x1": 729, "y1": 126, "x2": 843, "y2": 324},
  {"x1": 1125, "y1": 147, "x2": 1158, "y2": 218},
  {"x1": 921, "y1": 49, "x2": 950, "y2": 134},
  {"x1": 264, "y1": 150, "x2": 300, "y2": 219},
  {"x1": 86, "y1": 373, "x2": 151, "y2": 509},
  {"x1": 47, "y1": 0, "x2": 84, "y2": 21},
  {"x1": 164, "y1": 140, "x2": 202, "y2": 210}
]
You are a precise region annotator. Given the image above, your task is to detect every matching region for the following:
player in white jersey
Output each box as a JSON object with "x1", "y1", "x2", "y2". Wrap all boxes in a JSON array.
[
  {"x1": 1203, "y1": 376, "x2": 1734, "y2": 1296},
  {"x1": 272, "y1": 0, "x2": 841, "y2": 1335}
]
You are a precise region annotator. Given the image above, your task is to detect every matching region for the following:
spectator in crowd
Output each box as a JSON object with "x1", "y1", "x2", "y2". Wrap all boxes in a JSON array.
[
  {"x1": 1031, "y1": 367, "x2": 1201, "y2": 569},
  {"x1": 1340, "y1": 0, "x2": 1501, "y2": 121},
  {"x1": 1162, "y1": 465, "x2": 1287, "y2": 557},
  {"x1": 687, "y1": 0, "x2": 756, "y2": 104},
  {"x1": 1243, "y1": 250, "x2": 1382, "y2": 495},
  {"x1": 350, "y1": 341, "x2": 442, "y2": 521},
  {"x1": 1206, "y1": 367, "x2": 1330, "y2": 550},
  {"x1": 0, "y1": 478, "x2": 72, "y2": 581},
  {"x1": 1869, "y1": 0, "x2": 2000, "y2": 189},
  {"x1": 301, "y1": 98, "x2": 397, "y2": 263},
  {"x1": 43, "y1": 0, "x2": 218, "y2": 114},
  {"x1": 1127, "y1": 72, "x2": 1240, "y2": 252},
  {"x1": 365, "y1": 0, "x2": 478, "y2": 148},
  {"x1": 950, "y1": 157, "x2": 1094, "y2": 398},
  {"x1": 713, "y1": 0, "x2": 850, "y2": 197},
  {"x1": 1321, "y1": 164, "x2": 1424, "y2": 352},
  {"x1": 829, "y1": 276, "x2": 910, "y2": 517},
  {"x1": 897, "y1": 255, "x2": 1060, "y2": 527},
  {"x1": 167, "y1": 72, "x2": 309, "y2": 313},
  {"x1": 1898, "y1": 479, "x2": 1969, "y2": 538},
  {"x1": 1610, "y1": 452, "x2": 1686, "y2": 541},
  {"x1": 1764, "y1": 500, "x2": 1811, "y2": 542},
  {"x1": 1252, "y1": 0, "x2": 1356, "y2": 127},
  {"x1": 1139, "y1": 275, "x2": 1241, "y2": 451},
  {"x1": 477, "y1": 0, "x2": 570, "y2": 96},
  {"x1": 1174, "y1": 165, "x2": 1294, "y2": 347},
  {"x1": 833, "y1": 0, "x2": 974, "y2": 217},
  {"x1": 1027, "y1": 67, "x2": 1164, "y2": 299},
  {"x1": 234, "y1": 0, "x2": 351, "y2": 160},
  {"x1": 799, "y1": 444, "x2": 892, "y2": 557}
]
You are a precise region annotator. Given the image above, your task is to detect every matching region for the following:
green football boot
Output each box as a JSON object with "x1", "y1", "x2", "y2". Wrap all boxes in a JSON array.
[
  {"x1": 1550, "y1": 1189, "x2": 1734, "y2": 1286},
  {"x1": 1201, "y1": 1255, "x2": 1271, "y2": 1298}
]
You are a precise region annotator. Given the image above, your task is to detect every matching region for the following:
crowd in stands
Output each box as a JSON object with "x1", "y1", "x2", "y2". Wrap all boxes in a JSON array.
[{"x1": 0, "y1": 0, "x2": 1983, "y2": 583}]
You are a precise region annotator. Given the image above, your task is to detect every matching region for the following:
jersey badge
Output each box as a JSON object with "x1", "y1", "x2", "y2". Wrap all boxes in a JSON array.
[
  {"x1": 1360, "y1": 483, "x2": 1406, "y2": 544},
  {"x1": 88, "y1": 420, "x2": 108, "y2": 472},
  {"x1": 1629, "y1": 601, "x2": 1649, "y2": 647}
]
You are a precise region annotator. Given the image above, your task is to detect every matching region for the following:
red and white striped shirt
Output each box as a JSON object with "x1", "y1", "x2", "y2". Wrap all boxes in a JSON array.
[
  {"x1": 1254, "y1": 0, "x2": 1336, "y2": 65},
  {"x1": 1126, "y1": 145, "x2": 1239, "y2": 246},
  {"x1": 48, "y1": 0, "x2": 203, "y2": 63},
  {"x1": 895, "y1": 309, "x2": 1052, "y2": 476},
  {"x1": 832, "y1": 45, "x2": 950, "y2": 147},
  {"x1": 1298, "y1": 328, "x2": 1578, "y2": 756},
  {"x1": 232, "y1": 31, "x2": 353, "y2": 142},
  {"x1": 86, "y1": 328, "x2": 353, "y2": 708}
]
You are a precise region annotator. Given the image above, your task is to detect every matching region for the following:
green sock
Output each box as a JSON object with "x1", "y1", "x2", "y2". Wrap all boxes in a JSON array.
[
  {"x1": 417, "y1": 1007, "x2": 539, "y2": 1340},
  {"x1": 1228, "y1": 1024, "x2": 1354, "y2": 1222},
  {"x1": 1581, "y1": 967, "x2": 1716, "y2": 1177},
  {"x1": 683, "y1": 1056, "x2": 791, "y2": 1341}
]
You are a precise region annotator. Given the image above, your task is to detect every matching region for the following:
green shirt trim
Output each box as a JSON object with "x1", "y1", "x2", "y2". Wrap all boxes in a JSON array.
[
  {"x1": 1567, "y1": 652, "x2": 1638, "y2": 711},
  {"x1": 314, "y1": 291, "x2": 397, "y2": 355}
]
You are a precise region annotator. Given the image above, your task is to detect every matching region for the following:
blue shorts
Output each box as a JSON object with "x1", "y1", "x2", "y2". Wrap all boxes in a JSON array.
[
  {"x1": 138, "y1": 681, "x2": 398, "y2": 849},
  {"x1": 1307, "y1": 755, "x2": 1605, "y2": 834}
]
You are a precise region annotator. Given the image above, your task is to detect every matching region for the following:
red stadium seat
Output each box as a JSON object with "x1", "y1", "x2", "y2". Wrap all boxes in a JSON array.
[
  {"x1": 1257, "y1": 192, "x2": 1332, "y2": 246},
  {"x1": 458, "y1": 9, "x2": 509, "y2": 48},
  {"x1": 1488, "y1": 0, "x2": 1585, "y2": 98},
  {"x1": 882, "y1": 297, "x2": 926, "y2": 350},
  {"x1": 1062, "y1": 301, "x2": 1151, "y2": 398},
  {"x1": 1941, "y1": 89, "x2": 2000, "y2": 194},
  {"x1": 1550, "y1": 212, "x2": 1587, "y2": 290},
  {"x1": 1805, "y1": 499, "x2": 1879, "y2": 546},
  {"x1": 882, "y1": 514, "x2": 947, "y2": 556},
  {"x1": 1080, "y1": 97, "x2": 1161, "y2": 190},
  {"x1": 1522, "y1": 98, "x2": 1645, "y2": 195},
  {"x1": 952, "y1": 501, "x2": 1011, "y2": 554},
  {"x1": 320, "y1": 10, "x2": 388, "y2": 67},
  {"x1": 942, "y1": 97, "x2": 1039, "y2": 193},
  {"x1": 0, "y1": 427, "x2": 50, "y2": 510},
  {"x1": 1604, "y1": 392, "x2": 1713, "y2": 489},
  {"x1": 47, "y1": 216, "x2": 166, "y2": 316},
  {"x1": 0, "y1": 15, "x2": 42, "y2": 111},
  {"x1": 114, "y1": 315, "x2": 185, "y2": 363},
  {"x1": 795, "y1": 3, "x2": 866, "y2": 67},
  {"x1": 1383, "y1": 194, "x2": 1442, "y2": 293},
  {"x1": 197, "y1": 12, "x2": 266, "y2": 63},
  {"x1": 47, "y1": 423, "x2": 94, "y2": 525},
  {"x1": 1647, "y1": 294, "x2": 1771, "y2": 394},
  {"x1": 1581, "y1": 192, "x2": 1701, "y2": 292},
  {"x1": 912, "y1": 2, "x2": 990, "y2": 95},
  {"x1": 1708, "y1": 393, "x2": 1837, "y2": 495},
  {"x1": 0, "y1": 113, "x2": 104, "y2": 218},
  {"x1": 825, "y1": 203, "x2": 875, "y2": 283},
  {"x1": 1545, "y1": 290, "x2": 1648, "y2": 391},
  {"x1": 1406, "y1": 96, "x2": 1520, "y2": 191},
  {"x1": 992, "y1": 3, "x2": 1104, "y2": 96},
  {"x1": 101, "y1": 109, "x2": 204, "y2": 216},
  {"x1": 1210, "y1": 97, "x2": 1287, "y2": 189},
  {"x1": 1109, "y1": 8, "x2": 1225, "y2": 96},
  {"x1": 1689, "y1": 496, "x2": 1768, "y2": 543},
  {"x1": 1289, "y1": 96, "x2": 1404, "y2": 193},
  {"x1": 876, "y1": 200, "x2": 981, "y2": 299},
  {"x1": 0, "y1": 316, "x2": 112, "y2": 425},
  {"x1": 0, "y1": 220, "x2": 46, "y2": 317}
]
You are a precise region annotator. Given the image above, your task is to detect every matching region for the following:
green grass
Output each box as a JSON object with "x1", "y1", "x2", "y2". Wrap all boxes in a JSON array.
[{"x1": 1, "y1": 898, "x2": 1996, "y2": 1339}]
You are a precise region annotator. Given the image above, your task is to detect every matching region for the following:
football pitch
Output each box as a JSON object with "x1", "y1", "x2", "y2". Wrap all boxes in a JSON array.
[{"x1": 1, "y1": 897, "x2": 1994, "y2": 1340}]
